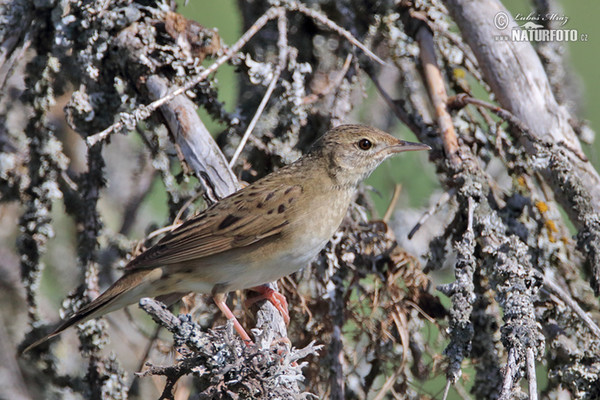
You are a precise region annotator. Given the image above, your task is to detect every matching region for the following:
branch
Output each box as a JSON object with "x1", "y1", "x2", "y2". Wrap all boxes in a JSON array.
[
  {"x1": 543, "y1": 272, "x2": 600, "y2": 339},
  {"x1": 499, "y1": 348, "x2": 517, "y2": 400},
  {"x1": 416, "y1": 25, "x2": 460, "y2": 165},
  {"x1": 145, "y1": 75, "x2": 239, "y2": 201},
  {"x1": 526, "y1": 347, "x2": 538, "y2": 400},
  {"x1": 138, "y1": 298, "x2": 320, "y2": 400},
  {"x1": 229, "y1": 11, "x2": 289, "y2": 167},
  {"x1": 87, "y1": 7, "x2": 284, "y2": 147},
  {"x1": 444, "y1": 0, "x2": 600, "y2": 293}
]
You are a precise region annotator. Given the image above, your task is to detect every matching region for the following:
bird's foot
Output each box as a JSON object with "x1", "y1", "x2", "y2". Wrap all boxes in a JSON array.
[{"x1": 246, "y1": 285, "x2": 290, "y2": 325}]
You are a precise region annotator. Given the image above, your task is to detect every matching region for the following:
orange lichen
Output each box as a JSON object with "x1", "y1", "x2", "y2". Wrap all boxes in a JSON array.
[
  {"x1": 535, "y1": 200, "x2": 549, "y2": 214},
  {"x1": 545, "y1": 220, "x2": 558, "y2": 243}
]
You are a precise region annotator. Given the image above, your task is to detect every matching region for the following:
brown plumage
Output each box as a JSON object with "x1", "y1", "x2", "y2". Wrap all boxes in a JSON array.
[{"x1": 23, "y1": 124, "x2": 429, "y2": 352}]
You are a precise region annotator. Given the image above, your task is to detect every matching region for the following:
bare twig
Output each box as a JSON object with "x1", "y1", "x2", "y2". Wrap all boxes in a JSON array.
[
  {"x1": 543, "y1": 272, "x2": 600, "y2": 339},
  {"x1": 383, "y1": 184, "x2": 402, "y2": 223},
  {"x1": 500, "y1": 348, "x2": 517, "y2": 400},
  {"x1": 416, "y1": 26, "x2": 459, "y2": 165},
  {"x1": 526, "y1": 347, "x2": 538, "y2": 400},
  {"x1": 408, "y1": 188, "x2": 455, "y2": 239},
  {"x1": 229, "y1": 12, "x2": 288, "y2": 167},
  {"x1": 229, "y1": 76, "x2": 281, "y2": 165},
  {"x1": 365, "y1": 68, "x2": 422, "y2": 136},
  {"x1": 454, "y1": 381, "x2": 472, "y2": 400},
  {"x1": 146, "y1": 223, "x2": 183, "y2": 240},
  {"x1": 371, "y1": 365, "x2": 403, "y2": 400},
  {"x1": 442, "y1": 380, "x2": 452, "y2": 400}
]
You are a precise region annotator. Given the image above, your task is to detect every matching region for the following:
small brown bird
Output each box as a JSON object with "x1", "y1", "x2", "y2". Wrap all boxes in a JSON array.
[{"x1": 24, "y1": 124, "x2": 429, "y2": 351}]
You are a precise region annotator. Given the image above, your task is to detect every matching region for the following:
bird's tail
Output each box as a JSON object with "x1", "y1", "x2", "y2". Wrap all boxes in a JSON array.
[{"x1": 21, "y1": 268, "x2": 163, "y2": 354}]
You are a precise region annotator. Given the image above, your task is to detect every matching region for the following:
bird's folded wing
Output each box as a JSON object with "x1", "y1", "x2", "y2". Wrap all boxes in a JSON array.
[{"x1": 125, "y1": 184, "x2": 303, "y2": 269}]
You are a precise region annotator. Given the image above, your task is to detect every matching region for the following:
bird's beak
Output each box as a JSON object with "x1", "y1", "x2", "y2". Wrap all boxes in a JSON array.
[{"x1": 389, "y1": 140, "x2": 431, "y2": 153}]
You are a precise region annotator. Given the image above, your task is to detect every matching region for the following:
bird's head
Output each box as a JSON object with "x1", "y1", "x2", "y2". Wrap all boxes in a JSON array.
[{"x1": 310, "y1": 124, "x2": 430, "y2": 189}]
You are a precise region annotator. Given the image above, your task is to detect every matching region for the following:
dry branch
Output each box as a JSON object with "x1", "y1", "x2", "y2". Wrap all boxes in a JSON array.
[
  {"x1": 145, "y1": 75, "x2": 238, "y2": 201},
  {"x1": 444, "y1": 0, "x2": 600, "y2": 294}
]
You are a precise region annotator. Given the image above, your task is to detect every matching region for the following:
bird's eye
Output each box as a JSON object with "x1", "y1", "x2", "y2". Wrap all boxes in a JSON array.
[{"x1": 358, "y1": 138, "x2": 372, "y2": 150}]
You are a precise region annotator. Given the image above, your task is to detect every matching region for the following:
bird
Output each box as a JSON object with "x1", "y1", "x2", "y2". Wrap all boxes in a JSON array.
[{"x1": 23, "y1": 124, "x2": 430, "y2": 352}]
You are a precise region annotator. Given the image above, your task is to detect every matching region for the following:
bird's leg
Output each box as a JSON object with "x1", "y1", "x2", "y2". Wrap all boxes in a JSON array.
[
  {"x1": 213, "y1": 293, "x2": 252, "y2": 344},
  {"x1": 245, "y1": 285, "x2": 290, "y2": 325}
]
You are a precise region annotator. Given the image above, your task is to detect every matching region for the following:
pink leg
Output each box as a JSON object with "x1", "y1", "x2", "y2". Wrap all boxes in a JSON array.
[
  {"x1": 246, "y1": 285, "x2": 290, "y2": 325},
  {"x1": 213, "y1": 293, "x2": 252, "y2": 344}
]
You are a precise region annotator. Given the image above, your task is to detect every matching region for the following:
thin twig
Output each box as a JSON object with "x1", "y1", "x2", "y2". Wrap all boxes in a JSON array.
[
  {"x1": 229, "y1": 11, "x2": 288, "y2": 167},
  {"x1": 543, "y1": 271, "x2": 600, "y2": 339},
  {"x1": 466, "y1": 196, "x2": 474, "y2": 233},
  {"x1": 526, "y1": 347, "x2": 538, "y2": 400},
  {"x1": 454, "y1": 380, "x2": 472, "y2": 400},
  {"x1": 365, "y1": 68, "x2": 422, "y2": 137},
  {"x1": 416, "y1": 26, "x2": 459, "y2": 165},
  {"x1": 229, "y1": 68, "x2": 281, "y2": 167},
  {"x1": 391, "y1": 305, "x2": 409, "y2": 371},
  {"x1": 442, "y1": 379, "x2": 452, "y2": 400},
  {"x1": 372, "y1": 365, "x2": 403, "y2": 400},
  {"x1": 404, "y1": 300, "x2": 436, "y2": 324},
  {"x1": 408, "y1": 188, "x2": 455, "y2": 239},
  {"x1": 146, "y1": 222, "x2": 183, "y2": 241},
  {"x1": 383, "y1": 184, "x2": 402, "y2": 223},
  {"x1": 500, "y1": 348, "x2": 516, "y2": 399},
  {"x1": 173, "y1": 191, "x2": 203, "y2": 224},
  {"x1": 87, "y1": 7, "x2": 284, "y2": 147},
  {"x1": 287, "y1": 1, "x2": 385, "y2": 65},
  {"x1": 447, "y1": 93, "x2": 589, "y2": 162}
]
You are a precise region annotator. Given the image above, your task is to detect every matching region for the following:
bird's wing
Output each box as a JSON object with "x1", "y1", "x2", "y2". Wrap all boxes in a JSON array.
[{"x1": 125, "y1": 183, "x2": 303, "y2": 270}]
